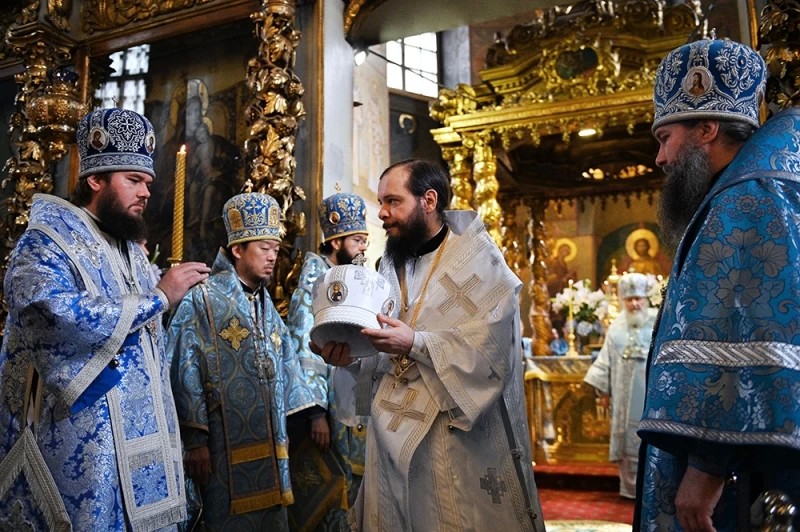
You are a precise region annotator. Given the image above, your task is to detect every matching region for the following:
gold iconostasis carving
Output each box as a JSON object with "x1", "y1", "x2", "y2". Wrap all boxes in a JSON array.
[{"x1": 429, "y1": 0, "x2": 702, "y2": 355}]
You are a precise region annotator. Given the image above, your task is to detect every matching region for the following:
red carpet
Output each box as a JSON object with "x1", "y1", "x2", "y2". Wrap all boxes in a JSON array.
[
  {"x1": 534, "y1": 463, "x2": 634, "y2": 523},
  {"x1": 539, "y1": 487, "x2": 634, "y2": 523}
]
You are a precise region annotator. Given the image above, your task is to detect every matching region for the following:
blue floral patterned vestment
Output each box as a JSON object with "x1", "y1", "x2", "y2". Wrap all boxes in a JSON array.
[
  {"x1": 637, "y1": 108, "x2": 800, "y2": 529},
  {"x1": 0, "y1": 194, "x2": 186, "y2": 531},
  {"x1": 168, "y1": 248, "x2": 315, "y2": 530}
]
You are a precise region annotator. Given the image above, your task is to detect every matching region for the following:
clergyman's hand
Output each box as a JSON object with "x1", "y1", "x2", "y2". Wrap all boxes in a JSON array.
[
  {"x1": 310, "y1": 415, "x2": 331, "y2": 452},
  {"x1": 675, "y1": 465, "x2": 725, "y2": 532},
  {"x1": 156, "y1": 261, "x2": 210, "y2": 307},
  {"x1": 310, "y1": 340, "x2": 353, "y2": 367},
  {"x1": 184, "y1": 446, "x2": 212, "y2": 485},
  {"x1": 361, "y1": 314, "x2": 413, "y2": 355}
]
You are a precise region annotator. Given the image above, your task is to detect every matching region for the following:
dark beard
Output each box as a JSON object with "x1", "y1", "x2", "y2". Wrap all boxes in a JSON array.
[
  {"x1": 96, "y1": 190, "x2": 148, "y2": 241},
  {"x1": 335, "y1": 247, "x2": 358, "y2": 265},
  {"x1": 657, "y1": 140, "x2": 712, "y2": 251},
  {"x1": 384, "y1": 205, "x2": 429, "y2": 266}
]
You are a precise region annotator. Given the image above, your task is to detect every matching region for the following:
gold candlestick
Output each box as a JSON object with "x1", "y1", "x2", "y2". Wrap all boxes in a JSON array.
[
  {"x1": 169, "y1": 145, "x2": 186, "y2": 265},
  {"x1": 566, "y1": 278, "x2": 579, "y2": 357},
  {"x1": 605, "y1": 258, "x2": 621, "y2": 326}
]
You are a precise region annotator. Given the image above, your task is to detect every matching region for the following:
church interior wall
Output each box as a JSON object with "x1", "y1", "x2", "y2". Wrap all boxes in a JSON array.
[
  {"x1": 544, "y1": 192, "x2": 669, "y2": 295},
  {"x1": 292, "y1": 0, "x2": 357, "y2": 256},
  {"x1": 352, "y1": 45, "x2": 391, "y2": 267},
  {"x1": 0, "y1": 0, "x2": 752, "y2": 291},
  {"x1": 440, "y1": 26, "x2": 472, "y2": 87},
  {"x1": 388, "y1": 91, "x2": 444, "y2": 165},
  {"x1": 319, "y1": 0, "x2": 355, "y2": 201}
]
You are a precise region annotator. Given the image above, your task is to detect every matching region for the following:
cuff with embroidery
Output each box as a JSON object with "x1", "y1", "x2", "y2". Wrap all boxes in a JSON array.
[
  {"x1": 153, "y1": 287, "x2": 170, "y2": 309},
  {"x1": 408, "y1": 332, "x2": 430, "y2": 362}
]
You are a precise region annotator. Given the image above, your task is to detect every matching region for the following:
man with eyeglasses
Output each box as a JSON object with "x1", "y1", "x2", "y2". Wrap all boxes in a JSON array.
[{"x1": 285, "y1": 191, "x2": 370, "y2": 528}]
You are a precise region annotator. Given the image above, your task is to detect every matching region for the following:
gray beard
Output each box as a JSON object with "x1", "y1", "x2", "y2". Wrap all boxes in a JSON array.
[
  {"x1": 625, "y1": 307, "x2": 648, "y2": 328},
  {"x1": 657, "y1": 139, "x2": 713, "y2": 252}
]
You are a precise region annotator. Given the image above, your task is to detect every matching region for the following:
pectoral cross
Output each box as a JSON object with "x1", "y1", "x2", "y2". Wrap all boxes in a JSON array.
[{"x1": 270, "y1": 328, "x2": 282, "y2": 351}]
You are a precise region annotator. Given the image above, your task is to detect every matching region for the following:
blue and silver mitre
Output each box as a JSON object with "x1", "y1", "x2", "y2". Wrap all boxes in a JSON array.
[
  {"x1": 318, "y1": 192, "x2": 368, "y2": 243},
  {"x1": 77, "y1": 108, "x2": 157, "y2": 178},
  {"x1": 223, "y1": 192, "x2": 284, "y2": 246},
  {"x1": 652, "y1": 39, "x2": 766, "y2": 132}
]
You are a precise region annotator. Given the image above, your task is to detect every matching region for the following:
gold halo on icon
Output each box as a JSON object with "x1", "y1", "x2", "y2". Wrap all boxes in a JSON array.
[
  {"x1": 551, "y1": 238, "x2": 578, "y2": 262},
  {"x1": 625, "y1": 228, "x2": 659, "y2": 259}
]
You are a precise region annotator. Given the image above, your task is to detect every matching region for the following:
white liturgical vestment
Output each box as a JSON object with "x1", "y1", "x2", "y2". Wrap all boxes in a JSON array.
[{"x1": 335, "y1": 210, "x2": 544, "y2": 531}]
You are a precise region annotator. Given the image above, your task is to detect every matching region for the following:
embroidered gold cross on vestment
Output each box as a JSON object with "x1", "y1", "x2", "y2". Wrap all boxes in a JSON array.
[
  {"x1": 379, "y1": 389, "x2": 426, "y2": 432},
  {"x1": 270, "y1": 328, "x2": 282, "y2": 350},
  {"x1": 219, "y1": 316, "x2": 250, "y2": 351},
  {"x1": 438, "y1": 273, "x2": 481, "y2": 315}
]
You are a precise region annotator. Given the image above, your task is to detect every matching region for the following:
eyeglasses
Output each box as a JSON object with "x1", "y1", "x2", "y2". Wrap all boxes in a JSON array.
[{"x1": 346, "y1": 235, "x2": 369, "y2": 247}]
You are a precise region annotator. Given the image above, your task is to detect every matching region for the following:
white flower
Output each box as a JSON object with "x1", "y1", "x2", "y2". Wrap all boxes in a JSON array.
[
  {"x1": 551, "y1": 278, "x2": 609, "y2": 335},
  {"x1": 646, "y1": 274, "x2": 668, "y2": 308},
  {"x1": 576, "y1": 320, "x2": 594, "y2": 336}
]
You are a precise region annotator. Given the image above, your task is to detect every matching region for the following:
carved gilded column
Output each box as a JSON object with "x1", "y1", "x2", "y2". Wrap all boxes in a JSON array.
[
  {"x1": 499, "y1": 199, "x2": 525, "y2": 277},
  {"x1": 1, "y1": 10, "x2": 81, "y2": 306},
  {"x1": 761, "y1": 0, "x2": 800, "y2": 110},
  {"x1": 526, "y1": 198, "x2": 554, "y2": 356},
  {"x1": 470, "y1": 134, "x2": 502, "y2": 244},
  {"x1": 245, "y1": 0, "x2": 307, "y2": 316},
  {"x1": 442, "y1": 146, "x2": 473, "y2": 210}
]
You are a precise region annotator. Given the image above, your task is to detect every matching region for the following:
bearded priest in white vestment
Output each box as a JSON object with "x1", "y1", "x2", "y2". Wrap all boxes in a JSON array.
[
  {"x1": 584, "y1": 271, "x2": 656, "y2": 499},
  {"x1": 314, "y1": 159, "x2": 544, "y2": 531}
]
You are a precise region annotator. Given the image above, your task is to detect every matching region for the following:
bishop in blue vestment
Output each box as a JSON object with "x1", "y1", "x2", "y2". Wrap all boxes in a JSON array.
[
  {"x1": 285, "y1": 192, "x2": 370, "y2": 528},
  {"x1": 0, "y1": 108, "x2": 211, "y2": 531},
  {"x1": 637, "y1": 39, "x2": 800, "y2": 530}
]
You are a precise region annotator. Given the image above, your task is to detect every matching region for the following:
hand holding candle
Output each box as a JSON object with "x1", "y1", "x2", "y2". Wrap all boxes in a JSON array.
[{"x1": 170, "y1": 145, "x2": 186, "y2": 264}]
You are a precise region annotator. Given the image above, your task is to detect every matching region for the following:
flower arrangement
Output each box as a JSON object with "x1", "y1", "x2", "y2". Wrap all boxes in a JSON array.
[
  {"x1": 644, "y1": 274, "x2": 668, "y2": 308},
  {"x1": 551, "y1": 280, "x2": 609, "y2": 338}
]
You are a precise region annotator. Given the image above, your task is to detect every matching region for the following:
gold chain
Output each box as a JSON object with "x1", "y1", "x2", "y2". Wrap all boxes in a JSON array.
[{"x1": 393, "y1": 230, "x2": 448, "y2": 380}]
